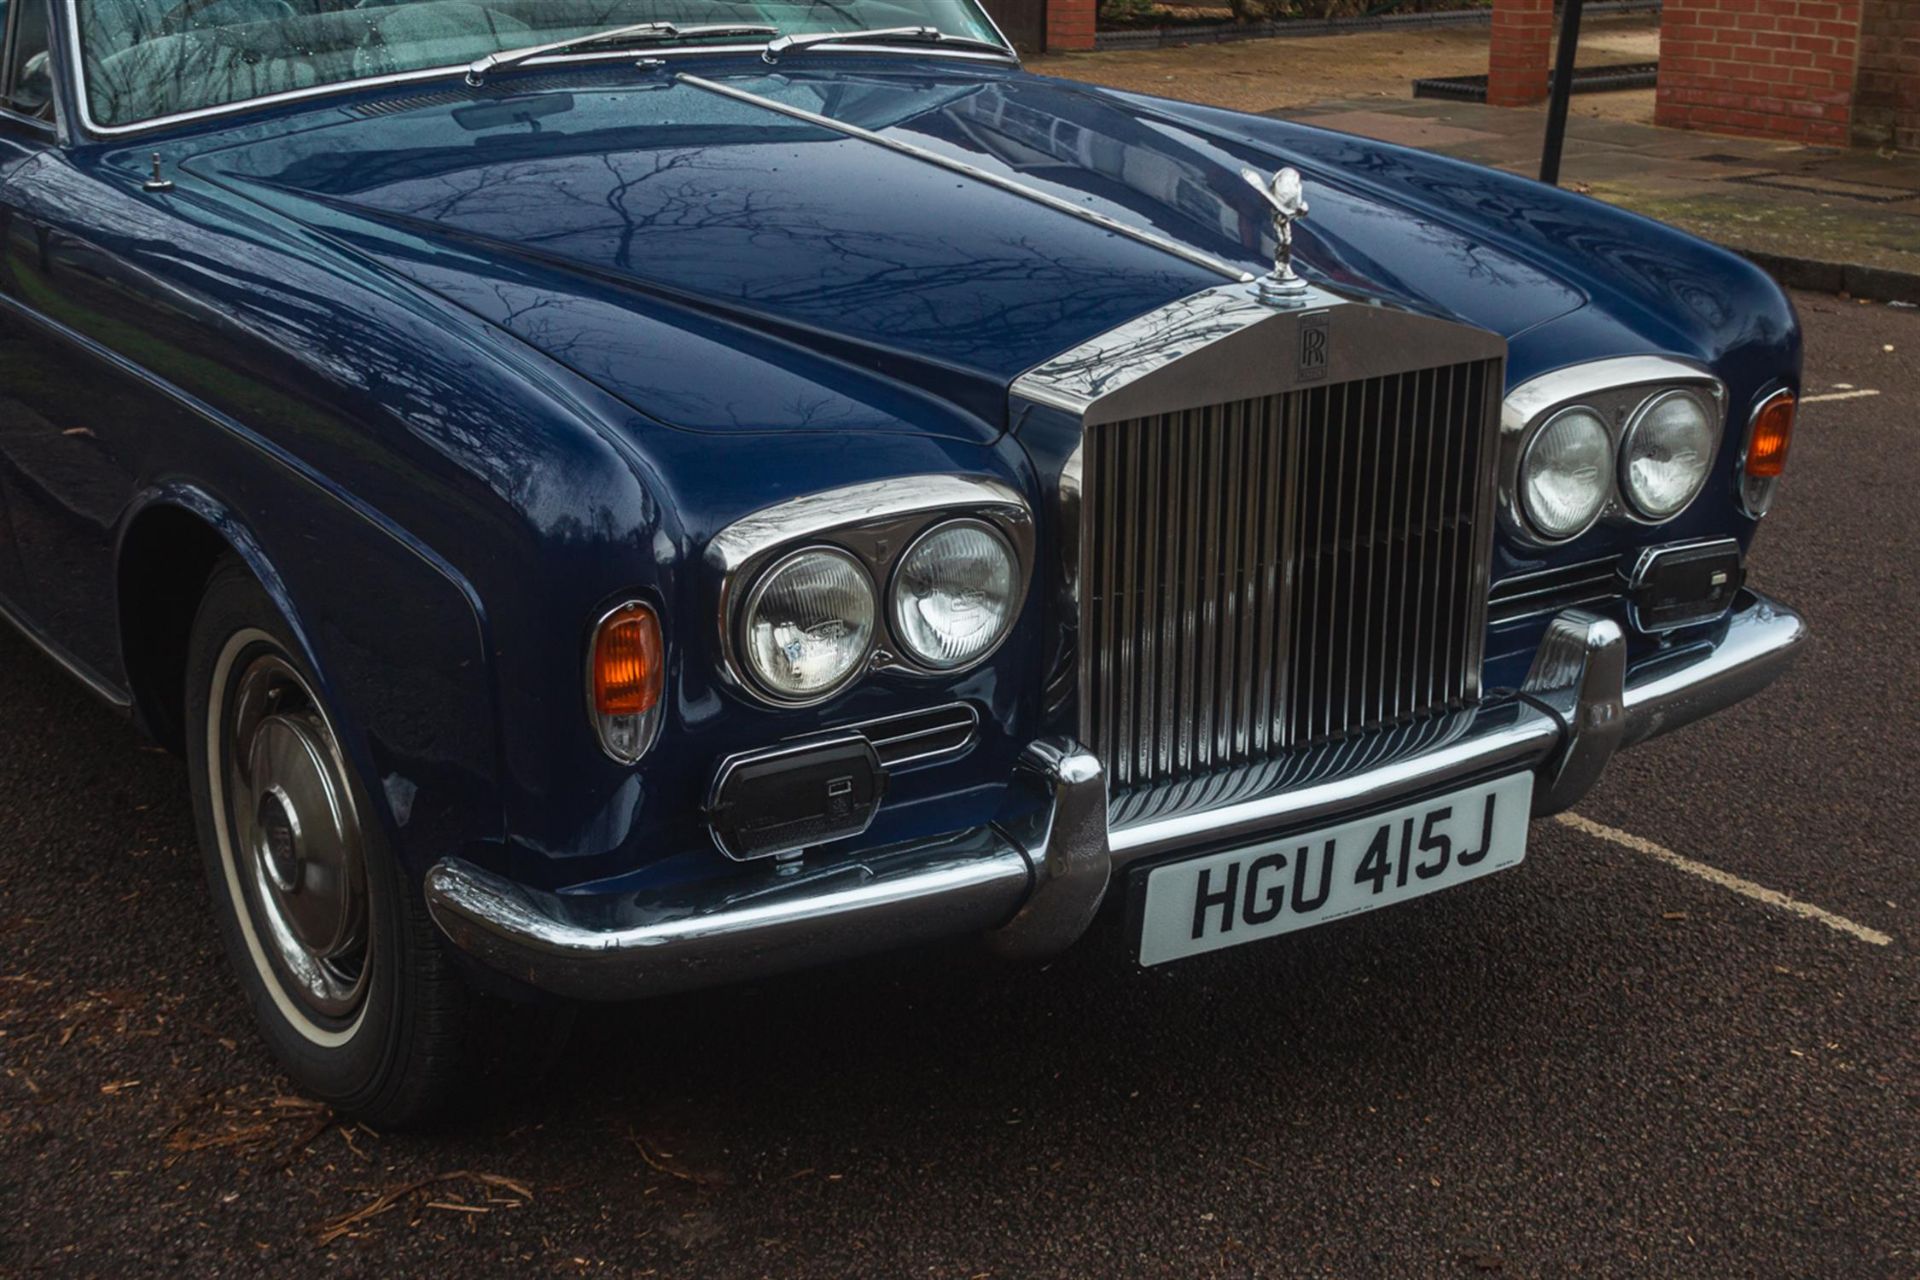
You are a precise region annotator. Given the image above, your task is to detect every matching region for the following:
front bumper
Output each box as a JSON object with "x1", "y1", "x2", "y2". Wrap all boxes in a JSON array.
[{"x1": 425, "y1": 589, "x2": 1805, "y2": 1001}]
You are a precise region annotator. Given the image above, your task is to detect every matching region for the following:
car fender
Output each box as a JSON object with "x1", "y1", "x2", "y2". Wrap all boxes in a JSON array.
[{"x1": 114, "y1": 471, "x2": 504, "y2": 881}]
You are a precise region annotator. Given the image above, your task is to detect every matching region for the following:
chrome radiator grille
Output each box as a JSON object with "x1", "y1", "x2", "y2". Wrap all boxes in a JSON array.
[{"x1": 1079, "y1": 358, "x2": 1502, "y2": 792}]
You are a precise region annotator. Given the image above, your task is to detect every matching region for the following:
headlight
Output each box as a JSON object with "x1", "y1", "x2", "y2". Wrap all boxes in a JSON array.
[
  {"x1": 741, "y1": 547, "x2": 875, "y2": 702},
  {"x1": 1621, "y1": 389, "x2": 1716, "y2": 519},
  {"x1": 890, "y1": 519, "x2": 1018, "y2": 670},
  {"x1": 1520, "y1": 406, "x2": 1612, "y2": 540}
]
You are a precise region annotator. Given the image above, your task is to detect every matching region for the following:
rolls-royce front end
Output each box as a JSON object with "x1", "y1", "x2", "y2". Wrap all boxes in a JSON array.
[
  {"x1": 423, "y1": 282, "x2": 1805, "y2": 998},
  {"x1": 3, "y1": 0, "x2": 1805, "y2": 1120}
]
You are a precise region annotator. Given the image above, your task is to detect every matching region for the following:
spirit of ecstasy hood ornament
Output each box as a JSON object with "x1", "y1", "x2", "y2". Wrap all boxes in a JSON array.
[{"x1": 1241, "y1": 166, "x2": 1310, "y2": 304}]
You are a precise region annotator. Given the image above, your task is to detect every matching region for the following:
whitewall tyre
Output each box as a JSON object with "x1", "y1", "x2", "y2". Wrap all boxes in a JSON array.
[{"x1": 184, "y1": 557, "x2": 566, "y2": 1125}]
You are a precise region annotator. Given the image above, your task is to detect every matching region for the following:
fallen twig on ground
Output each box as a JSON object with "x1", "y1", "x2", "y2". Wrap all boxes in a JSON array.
[
  {"x1": 312, "y1": 1171, "x2": 534, "y2": 1245},
  {"x1": 627, "y1": 1130, "x2": 726, "y2": 1188},
  {"x1": 164, "y1": 1094, "x2": 334, "y2": 1166}
]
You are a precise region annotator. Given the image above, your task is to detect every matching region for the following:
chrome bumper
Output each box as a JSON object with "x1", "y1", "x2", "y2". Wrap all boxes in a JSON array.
[{"x1": 426, "y1": 589, "x2": 1805, "y2": 1001}]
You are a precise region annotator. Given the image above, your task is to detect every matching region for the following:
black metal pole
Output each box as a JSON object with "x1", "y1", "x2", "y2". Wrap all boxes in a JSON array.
[{"x1": 1539, "y1": 0, "x2": 1586, "y2": 185}]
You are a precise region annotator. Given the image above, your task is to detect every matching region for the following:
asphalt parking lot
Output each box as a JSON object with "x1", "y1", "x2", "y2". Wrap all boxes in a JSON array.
[{"x1": 1, "y1": 293, "x2": 1915, "y2": 1277}]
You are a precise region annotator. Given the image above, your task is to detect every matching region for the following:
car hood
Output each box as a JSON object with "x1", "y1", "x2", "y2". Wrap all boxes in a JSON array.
[{"x1": 192, "y1": 61, "x2": 1587, "y2": 438}]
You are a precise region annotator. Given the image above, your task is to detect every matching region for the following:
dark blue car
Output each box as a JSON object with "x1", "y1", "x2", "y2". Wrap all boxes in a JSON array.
[{"x1": 0, "y1": 0, "x2": 1805, "y2": 1122}]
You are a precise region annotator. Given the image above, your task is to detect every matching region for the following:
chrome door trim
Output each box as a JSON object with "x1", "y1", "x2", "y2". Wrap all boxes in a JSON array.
[
  {"x1": 0, "y1": 106, "x2": 55, "y2": 134},
  {"x1": 674, "y1": 73, "x2": 1257, "y2": 286},
  {"x1": 0, "y1": 592, "x2": 132, "y2": 708}
]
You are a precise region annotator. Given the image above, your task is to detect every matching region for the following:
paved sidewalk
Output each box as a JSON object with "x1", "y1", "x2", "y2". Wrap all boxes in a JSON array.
[
  {"x1": 1282, "y1": 97, "x2": 1920, "y2": 298},
  {"x1": 1032, "y1": 13, "x2": 1664, "y2": 120},
  {"x1": 1037, "y1": 13, "x2": 1920, "y2": 301}
]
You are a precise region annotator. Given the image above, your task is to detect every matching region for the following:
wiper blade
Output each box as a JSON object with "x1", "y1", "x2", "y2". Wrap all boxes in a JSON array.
[
  {"x1": 760, "y1": 26, "x2": 1011, "y2": 64},
  {"x1": 467, "y1": 21, "x2": 778, "y2": 85}
]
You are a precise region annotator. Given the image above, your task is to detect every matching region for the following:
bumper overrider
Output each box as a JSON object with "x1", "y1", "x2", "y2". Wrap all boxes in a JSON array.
[{"x1": 424, "y1": 589, "x2": 1804, "y2": 1001}]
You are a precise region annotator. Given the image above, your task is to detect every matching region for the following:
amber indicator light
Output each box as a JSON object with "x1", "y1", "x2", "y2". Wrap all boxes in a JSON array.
[
  {"x1": 1746, "y1": 393, "x2": 1795, "y2": 479},
  {"x1": 593, "y1": 603, "x2": 663, "y2": 716}
]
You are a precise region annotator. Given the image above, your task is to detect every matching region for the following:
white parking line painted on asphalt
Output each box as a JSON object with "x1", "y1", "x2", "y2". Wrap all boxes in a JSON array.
[
  {"x1": 1556, "y1": 813, "x2": 1893, "y2": 947},
  {"x1": 1801, "y1": 389, "x2": 1882, "y2": 404}
]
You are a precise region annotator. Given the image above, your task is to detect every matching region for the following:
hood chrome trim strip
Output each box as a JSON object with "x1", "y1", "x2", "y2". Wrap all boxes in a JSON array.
[{"x1": 675, "y1": 72, "x2": 1257, "y2": 287}]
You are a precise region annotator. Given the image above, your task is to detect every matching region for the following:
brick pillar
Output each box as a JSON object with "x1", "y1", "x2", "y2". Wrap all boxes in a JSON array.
[
  {"x1": 1488, "y1": 0, "x2": 1554, "y2": 108},
  {"x1": 1656, "y1": 0, "x2": 1864, "y2": 146},
  {"x1": 1047, "y1": 0, "x2": 1095, "y2": 52},
  {"x1": 1854, "y1": 0, "x2": 1920, "y2": 150}
]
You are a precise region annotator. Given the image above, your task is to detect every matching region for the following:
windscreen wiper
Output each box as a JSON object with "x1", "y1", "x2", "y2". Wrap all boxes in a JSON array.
[
  {"x1": 467, "y1": 21, "x2": 778, "y2": 85},
  {"x1": 760, "y1": 26, "x2": 1012, "y2": 64}
]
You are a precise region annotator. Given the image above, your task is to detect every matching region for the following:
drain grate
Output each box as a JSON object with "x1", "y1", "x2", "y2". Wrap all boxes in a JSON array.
[{"x1": 353, "y1": 88, "x2": 470, "y2": 117}]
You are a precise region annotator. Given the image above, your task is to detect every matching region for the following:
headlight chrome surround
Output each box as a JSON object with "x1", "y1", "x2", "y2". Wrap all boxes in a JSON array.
[
  {"x1": 1500, "y1": 356, "x2": 1728, "y2": 547},
  {"x1": 708, "y1": 477, "x2": 1034, "y2": 709}
]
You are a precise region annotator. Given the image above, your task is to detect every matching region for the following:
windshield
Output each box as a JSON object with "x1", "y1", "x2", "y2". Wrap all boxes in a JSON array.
[{"x1": 75, "y1": 0, "x2": 1006, "y2": 128}]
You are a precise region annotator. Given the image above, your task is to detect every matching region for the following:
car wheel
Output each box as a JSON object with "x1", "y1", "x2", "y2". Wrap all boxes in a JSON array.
[{"x1": 184, "y1": 557, "x2": 563, "y2": 1125}]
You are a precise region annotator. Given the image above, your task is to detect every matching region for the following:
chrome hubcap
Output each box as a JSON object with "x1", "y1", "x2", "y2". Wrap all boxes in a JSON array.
[{"x1": 223, "y1": 653, "x2": 370, "y2": 1022}]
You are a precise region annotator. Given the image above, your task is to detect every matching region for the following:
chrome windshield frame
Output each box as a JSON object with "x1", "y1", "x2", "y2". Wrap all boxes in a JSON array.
[{"x1": 57, "y1": 0, "x2": 1019, "y2": 140}]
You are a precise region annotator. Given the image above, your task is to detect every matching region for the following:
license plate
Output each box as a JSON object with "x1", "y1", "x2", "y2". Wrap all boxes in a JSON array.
[{"x1": 1136, "y1": 773, "x2": 1533, "y2": 966}]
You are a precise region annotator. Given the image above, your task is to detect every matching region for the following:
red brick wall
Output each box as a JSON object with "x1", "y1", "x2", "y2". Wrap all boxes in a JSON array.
[
  {"x1": 1853, "y1": 0, "x2": 1920, "y2": 150},
  {"x1": 1046, "y1": 0, "x2": 1095, "y2": 51},
  {"x1": 1655, "y1": 0, "x2": 1864, "y2": 146},
  {"x1": 1488, "y1": 0, "x2": 1555, "y2": 108}
]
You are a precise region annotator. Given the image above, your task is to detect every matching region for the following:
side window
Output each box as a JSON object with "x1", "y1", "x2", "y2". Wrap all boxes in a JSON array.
[{"x1": 3, "y1": 0, "x2": 52, "y2": 121}]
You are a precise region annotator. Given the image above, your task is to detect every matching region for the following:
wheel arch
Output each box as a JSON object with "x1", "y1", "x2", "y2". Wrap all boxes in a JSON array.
[
  {"x1": 115, "y1": 488, "x2": 309, "y2": 754},
  {"x1": 113, "y1": 481, "x2": 508, "y2": 878}
]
